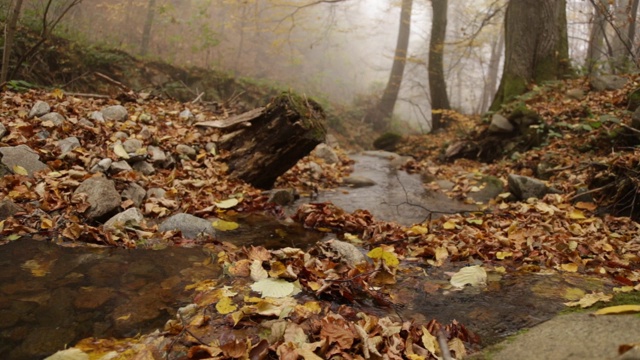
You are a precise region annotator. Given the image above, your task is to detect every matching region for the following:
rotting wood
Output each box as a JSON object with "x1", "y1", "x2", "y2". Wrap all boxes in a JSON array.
[{"x1": 214, "y1": 92, "x2": 326, "y2": 189}]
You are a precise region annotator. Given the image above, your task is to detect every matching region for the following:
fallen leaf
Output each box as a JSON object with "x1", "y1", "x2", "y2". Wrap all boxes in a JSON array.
[
  {"x1": 250, "y1": 278, "x2": 300, "y2": 298},
  {"x1": 113, "y1": 143, "x2": 130, "y2": 159},
  {"x1": 560, "y1": 263, "x2": 579, "y2": 272},
  {"x1": 575, "y1": 202, "x2": 597, "y2": 211},
  {"x1": 214, "y1": 198, "x2": 240, "y2": 209},
  {"x1": 450, "y1": 265, "x2": 487, "y2": 288},
  {"x1": 564, "y1": 292, "x2": 612, "y2": 308},
  {"x1": 443, "y1": 220, "x2": 457, "y2": 230},
  {"x1": 594, "y1": 305, "x2": 640, "y2": 315},
  {"x1": 496, "y1": 251, "x2": 512, "y2": 260},
  {"x1": 367, "y1": 247, "x2": 399, "y2": 267},
  {"x1": 13, "y1": 165, "x2": 28, "y2": 176},
  {"x1": 568, "y1": 209, "x2": 586, "y2": 220},
  {"x1": 215, "y1": 296, "x2": 238, "y2": 314},
  {"x1": 212, "y1": 219, "x2": 239, "y2": 231}
]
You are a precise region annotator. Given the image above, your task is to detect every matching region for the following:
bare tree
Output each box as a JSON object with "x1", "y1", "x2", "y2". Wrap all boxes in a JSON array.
[
  {"x1": 428, "y1": 0, "x2": 450, "y2": 131},
  {"x1": 586, "y1": 0, "x2": 609, "y2": 75},
  {"x1": 140, "y1": 0, "x2": 156, "y2": 56},
  {"x1": 364, "y1": 0, "x2": 413, "y2": 131},
  {"x1": 1, "y1": 0, "x2": 25, "y2": 84},
  {"x1": 480, "y1": 27, "x2": 504, "y2": 113}
]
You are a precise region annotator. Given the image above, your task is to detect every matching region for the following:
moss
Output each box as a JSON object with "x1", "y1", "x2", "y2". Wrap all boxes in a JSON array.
[{"x1": 627, "y1": 88, "x2": 640, "y2": 110}]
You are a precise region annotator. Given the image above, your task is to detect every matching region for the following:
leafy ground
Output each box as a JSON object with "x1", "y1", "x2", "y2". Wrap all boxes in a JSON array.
[{"x1": 2, "y1": 75, "x2": 640, "y2": 359}]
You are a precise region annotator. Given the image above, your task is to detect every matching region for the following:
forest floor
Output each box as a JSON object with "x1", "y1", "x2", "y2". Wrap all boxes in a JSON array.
[{"x1": 1, "y1": 68, "x2": 640, "y2": 358}]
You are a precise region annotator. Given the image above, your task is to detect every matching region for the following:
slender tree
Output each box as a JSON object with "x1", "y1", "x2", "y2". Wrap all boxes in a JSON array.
[
  {"x1": 586, "y1": 0, "x2": 608, "y2": 75},
  {"x1": 491, "y1": 0, "x2": 571, "y2": 110},
  {"x1": 480, "y1": 27, "x2": 504, "y2": 113},
  {"x1": 364, "y1": 0, "x2": 413, "y2": 131},
  {"x1": 1, "y1": 0, "x2": 25, "y2": 84},
  {"x1": 428, "y1": 0, "x2": 450, "y2": 131},
  {"x1": 140, "y1": 0, "x2": 157, "y2": 56}
]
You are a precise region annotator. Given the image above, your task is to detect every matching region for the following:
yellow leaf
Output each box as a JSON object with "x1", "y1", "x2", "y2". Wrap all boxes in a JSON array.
[
  {"x1": 466, "y1": 218, "x2": 483, "y2": 225},
  {"x1": 443, "y1": 220, "x2": 457, "y2": 230},
  {"x1": 496, "y1": 251, "x2": 513, "y2": 260},
  {"x1": 435, "y1": 246, "x2": 448, "y2": 263},
  {"x1": 344, "y1": 232, "x2": 362, "y2": 243},
  {"x1": 409, "y1": 225, "x2": 429, "y2": 235},
  {"x1": 212, "y1": 219, "x2": 239, "y2": 231},
  {"x1": 613, "y1": 286, "x2": 635, "y2": 293},
  {"x1": 450, "y1": 265, "x2": 487, "y2": 288},
  {"x1": 569, "y1": 209, "x2": 586, "y2": 220},
  {"x1": 564, "y1": 287, "x2": 586, "y2": 301},
  {"x1": 13, "y1": 165, "x2": 28, "y2": 176},
  {"x1": 41, "y1": 217, "x2": 53, "y2": 229},
  {"x1": 564, "y1": 292, "x2": 612, "y2": 308},
  {"x1": 367, "y1": 247, "x2": 399, "y2": 267},
  {"x1": 594, "y1": 305, "x2": 640, "y2": 315},
  {"x1": 575, "y1": 201, "x2": 597, "y2": 211},
  {"x1": 560, "y1": 263, "x2": 579, "y2": 272},
  {"x1": 421, "y1": 326, "x2": 439, "y2": 357},
  {"x1": 51, "y1": 88, "x2": 65, "y2": 99},
  {"x1": 214, "y1": 198, "x2": 240, "y2": 209},
  {"x1": 116, "y1": 314, "x2": 131, "y2": 321},
  {"x1": 303, "y1": 301, "x2": 322, "y2": 314},
  {"x1": 215, "y1": 296, "x2": 238, "y2": 315},
  {"x1": 113, "y1": 142, "x2": 130, "y2": 159},
  {"x1": 231, "y1": 310, "x2": 244, "y2": 325}
]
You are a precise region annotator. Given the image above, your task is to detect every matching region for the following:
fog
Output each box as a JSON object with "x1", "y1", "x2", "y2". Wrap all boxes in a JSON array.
[{"x1": 20, "y1": 0, "x2": 598, "y2": 132}]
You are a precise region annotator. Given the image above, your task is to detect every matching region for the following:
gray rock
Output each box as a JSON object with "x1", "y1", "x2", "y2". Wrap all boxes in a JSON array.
[
  {"x1": 324, "y1": 239, "x2": 367, "y2": 266},
  {"x1": 0, "y1": 123, "x2": 6, "y2": 138},
  {"x1": 343, "y1": 175, "x2": 376, "y2": 188},
  {"x1": 205, "y1": 142, "x2": 217, "y2": 154},
  {"x1": 57, "y1": 137, "x2": 80, "y2": 155},
  {"x1": 508, "y1": 174, "x2": 560, "y2": 200},
  {"x1": 158, "y1": 213, "x2": 216, "y2": 239},
  {"x1": 103, "y1": 208, "x2": 144, "y2": 233},
  {"x1": 78, "y1": 118, "x2": 94, "y2": 127},
  {"x1": 132, "y1": 161, "x2": 155, "y2": 175},
  {"x1": 268, "y1": 189, "x2": 297, "y2": 206},
  {"x1": 74, "y1": 175, "x2": 121, "y2": 220},
  {"x1": 389, "y1": 155, "x2": 412, "y2": 168},
  {"x1": 110, "y1": 161, "x2": 132, "y2": 173},
  {"x1": 325, "y1": 134, "x2": 339, "y2": 148},
  {"x1": 89, "y1": 111, "x2": 105, "y2": 123},
  {"x1": 308, "y1": 161, "x2": 323, "y2": 179},
  {"x1": 361, "y1": 150, "x2": 402, "y2": 160},
  {"x1": 0, "y1": 145, "x2": 49, "y2": 177},
  {"x1": 113, "y1": 131, "x2": 128, "y2": 141},
  {"x1": 591, "y1": 75, "x2": 628, "y2": 91},
  {"x1": 468, "y1": 175, "x2": 504, "y2": 203},
  {"x1": 90, "y1": 158, "x2": 112, "y2": 173},
  {"x1": 122, "y1": 139, "x2": 144, "y2": 153},
  {"x1": 101, "y1": 105, "x2": 128, "y2": 122},
  {"x1": 121, "y1": 183, "x2": 146, "y2": 207},
  {"x1": 148, "y1": 146, "x2": 167, "y2": 163},
  {"x1": 39, "y1": 112, "x2": 65, "y2": 126},
  {"x1": 176, "y1": 144, "x2": 196, "y2": 158},
  {"x1": 146, "y1": 187, "x2": 166, "y2": 199},
  {"x1": 314, "y1": 144, "x2": 340, "y2": 164},
  {"x1": 179, "y1": 109, "x2": 194, "y2": 120},
  {"x1": 0, "y1": 199, "x2": 23, "y2": 220},
  {"x1": 566, "y1": 88, "x2": 585, "y2": 100},
  {"x1": 489, "y1": 114, "x2": 514, "y2": 133},
  {"x1": 138, "y1": 126, "x2": 152, "y2": 140},
  {"x1": 139, "y1": 113, "x2": 152, "y2": 124},
  {"x1": 28, "y1": 101, "x2": 50, "y2": 119},
  {"x1": 435, "y1": 179, "x2": 455, "y2": 191}
]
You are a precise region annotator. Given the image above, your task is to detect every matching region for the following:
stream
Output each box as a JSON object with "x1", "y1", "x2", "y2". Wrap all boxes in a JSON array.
[{"x1": 0, "y1": 152, "x2": 608, "y2": 358}]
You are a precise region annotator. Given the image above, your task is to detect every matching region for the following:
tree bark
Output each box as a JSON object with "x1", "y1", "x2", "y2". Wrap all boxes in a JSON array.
[
  {"x1": 364, "y1": 0, "x2": 412, "y2": 132},
  {"x1": 480, "y1": 25, "x2": 504, "y2": 114},
  {"x1": 1, "y1": 0, "x2": 25, "y2": 84},
  {"x1": 611, "y1": 0, "x2": 633, "y2": 72},
  {"x1": 491, "y1": 0, "x2": 571, "y2": 111},
  {"x1": 428, "y1": 0, "x2": 450, "y2": 131},
  {"x1": 140, "y1": 0, "x2": 157, "y2": 56},
  {"x1": 204, "y1": 92, "x2": 327, "y2": 189},
  {"x1": 586, "y1": 0, "x2": 609, "y2": 75}
]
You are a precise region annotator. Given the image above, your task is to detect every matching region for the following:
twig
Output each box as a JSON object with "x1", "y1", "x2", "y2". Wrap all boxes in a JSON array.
[
  {"x1": 437, "y1": 329, "x2": 453, "y2": 360},
  {"x1": 191, "y1": 92, "x2": 205, "y2": 104},
  {"x1": 94, "y1": 72, "x2": 131, "y2": 91},
  {"x1": 620, "y1": 123, "x2": 640, "y2": 134},
  {"x1": 567, "y1": 184, "x2": 614, "y2": 202},
  {"x1": 65, "y1": 92, "x2": 110, "y2": 99}
]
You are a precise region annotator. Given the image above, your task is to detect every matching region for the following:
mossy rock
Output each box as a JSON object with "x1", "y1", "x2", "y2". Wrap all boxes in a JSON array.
[
  {"x1": 627, "y1": 87, "x2": 640, "y2": 110},
  {"x1": 373, "y1": 132, "x2": 403, "y2": 151}
]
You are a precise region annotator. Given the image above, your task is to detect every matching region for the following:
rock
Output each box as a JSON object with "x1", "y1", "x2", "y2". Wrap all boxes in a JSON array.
[
  {"x1": 508, "y1": 174, "x2": 559, "y2": 200},
  {"x1": 132, "y1": 161, "x2": 155, "y2": 175},
  {"x1": 122, "y1": 139, "x2": 144, "y2": 153},
  {"x1": 122, "y1": 183, "x2": 146, "y2": 207},
  {"x1": 146, "y1": 187, "x2": 166, "y2": 199},
  {"x1": 28, "y1": 101, "x2": 50, "y2": 119},
  {"x1": 113, "y1": 131, "x2": 128, "y2": 141},
  {"x1": 308, "y1": 161, "x2": 323, "y2": 179},
  {"x1": 489, "y1": 114, "x2": 514, "y2": 133},
  {"x1": 158, "y1": 213, "x2": 216, "y2": 238},
  {"x1": 0, "y1": 123, "x2": 6, "y2": 138},
  {"x1": 373, "y1": 132, "x2": 403, "y2": 151},
  {"x1": 57, "y1": 137, "x2": 80, "y2": 155},
  {"x1": 101, "y1": 105, "x2": 128, "y2": 121},
  {"x1": 179, "y1": 109, "x2": 194, "y2": 120},
  {"x1": 148, "y1": 146, "x2": 167, "y2": 163},
  {"x1": 176, "y1": 144, "x2": 196, "y2": 158},
  {"x1": 39, "y1": 112, "x2": 65, "y2": 126},
  {"x1": 45, "y1": 348, "x2": 90, "y2": 360},
  {"x1": 566, "y1": 88, "x2": 585, "y2": 100},
  {"x1": 90, "y1": 158, "x2": 112, "y2": 173},
  {"x1": 73, "y1": 175, "x2": 121, "y2": 220},
  {"x1": 314, "y1": 143, "x2": 340, "y2": 164},
  {"x1": 205, "y1": 142, "x2": 217, "y2": 154},
  {"x1": 0, "y1": 145, "x2": 49, "y2": 177},
  {"x1": 139, "y1": 113, "x2": 152, "y2": 124},
  {"x1": 78, "y1": 118, "x2": 94, "y2": 127},
  {"x1": 343, "y1": 175, "x2": 376, "y2": 188},
  {"x1": 324, "y1": 239, "x2": 367, "y2": 266},
  {"x1": 268, "y1": 189, "x2": 297, "y2": 206},
  {"x1": 590, "y1": 75, "x2": 628, "y2": 91},
  {"x1": 138, "y1": 126, "x2": 152, "y2": 140},
  {"x1": 390, "y1": 155, "x2": 412, "y2": 168},
  {"x1": 325, "y1": 134, "x2": 339, "y2": 148},
  {"x1": 435, "y1": 180, "x2": 455, "y2": 191},
  {"x1": 103, "y1": 208, "x2": 144, "y2": 232},
  {"x1": 468, "y1": 175, "x2": 504, "y2": 203},
  {"x1": 361, "y1": 150, "x2": 402, "y2": 160},
  {"x1": 0, "y1": 199, "x2": 23, "y2": 220},
  {"x1": 110, "y1": 160, "x2": 132, "y2": 173},
  {"x1": 89, "y1": 111, "x2": 105, "y2": 123}
]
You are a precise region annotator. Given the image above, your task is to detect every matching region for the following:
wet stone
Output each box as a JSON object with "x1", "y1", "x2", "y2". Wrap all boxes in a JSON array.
[
  {"x1": 73, "y1": 287, "x2": 115, "y2": 310},
  {"x1": 158, "y1": 213, "x2": 216, "y2": 239},
  {"x1": 12, "y1": 326, "x2": 77, "y2": 360},
  {"x1": 103, "y1": 208, "x2": 144, "y2": 233}
]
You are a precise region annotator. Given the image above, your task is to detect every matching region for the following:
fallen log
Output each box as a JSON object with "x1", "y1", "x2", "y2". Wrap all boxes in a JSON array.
[{"x1": 198, "y1": 92, "x2": 326, "y2": 189}]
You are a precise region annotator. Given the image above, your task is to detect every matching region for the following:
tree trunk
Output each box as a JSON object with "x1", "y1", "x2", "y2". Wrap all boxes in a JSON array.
[
  {"x1": 197, "y1": 93, "x2": 326, "y2": 189},
  {"x1": 364, "y1": 0, "x2": 412, "y2": 132},
  {"x1": 611, "y1": 0, "x2": 633, "y2": 72},
  {"x1": 491, "y1": 0, "x2": 571, "y2": 111},
  {"x1": 480, "y1": 27, "x2": 504, "y2": 113},
  {"x1": 140, "y1": 0, "x2": 156, "y2": 56},
  {"x1": 428, "y1": 0, "x2": 450, "y2": 131},
  {"x1": 586, "y1": 0, "x2": 609, "y2": 75},
  {"x1": 1, "y1": 0, "x2": 25, "y2": 84}
]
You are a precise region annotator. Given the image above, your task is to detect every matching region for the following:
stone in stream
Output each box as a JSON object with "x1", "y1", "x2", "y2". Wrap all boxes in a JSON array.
[
  {"x1": 323, "y1": 239, "x2": 368, "y2": 267},
  {"x1": 73, "y1": 175, "x2": 121, "y2": 220},
  {"x1": 0, "y1": 144, "x2": 49, "y2": 177},
  {"x1": 103, "y1": 208, "x2": 144, "y2": 233},
  {"x1": 28, "y1": 100, "x2": 51, "y2": 119},
  {"x1": 313, "y1": 143, "x2": 340, "y2": 164},
  {"x1": 267, "y1": 188, "x2": 297, "y2": 206},
  {"x1": 508, "y1": 174, "x2": 560, "y2": 200},
  {"x1": 343, "y1": 175, "x2": 376, "y2": 188},
  {"x1": 158, "y1": 213, "x2": 216, "y2": 239}
]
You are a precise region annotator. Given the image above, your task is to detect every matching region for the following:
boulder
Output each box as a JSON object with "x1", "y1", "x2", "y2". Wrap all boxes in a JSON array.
[
  {"x1": 314, "y1": 143, "x2": 340, "y2": 164},
  {"x1": 103, "y1": 208, "x2": 144, "y2": 233},
  {"x1": 39, "y1": 112, "x2": 65, "y2": 126},
  {"x1": 101, "y1": 105, "x2": 128, "y2": 122},
  {"x1": 0, "y1": 145, "x2": 49, "y2": 177},
  {"x1": 158, "y1": 213, "x2": 216, "y2": 239},
  {"x1": 590, "y1": 75, "x2": 627, "y2": 92},
  {"x1": 508, "y1": 174, "x2": 559, "y2": 200},
  {"x1": 488, "y1": 114, "x2": 514, "y2": 133},
  {"x1": 73, "y1": 175, "x2": 121, "y2": 220},
  {"x1": 28, "y1": 101, "x2": 50, "y2": 119}
]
